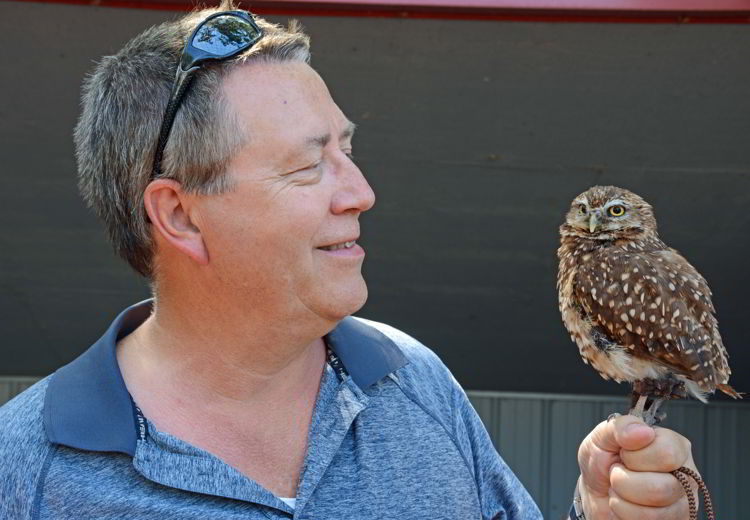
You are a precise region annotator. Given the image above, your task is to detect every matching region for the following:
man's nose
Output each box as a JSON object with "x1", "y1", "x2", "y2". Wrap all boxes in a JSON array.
[{"x1": 331, "y1": 157, "x2": 375, "y2": 214}]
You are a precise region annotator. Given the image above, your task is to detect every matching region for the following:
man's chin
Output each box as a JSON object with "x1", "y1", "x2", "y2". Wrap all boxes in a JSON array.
[{"x1": 325, "y1": 282, "x2": 369, "y2": 322}]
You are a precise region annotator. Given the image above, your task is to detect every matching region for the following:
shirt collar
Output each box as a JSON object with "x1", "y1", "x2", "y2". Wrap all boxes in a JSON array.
[{"x1": 43, "y1": 299, "x2": 407, "y2": 456}]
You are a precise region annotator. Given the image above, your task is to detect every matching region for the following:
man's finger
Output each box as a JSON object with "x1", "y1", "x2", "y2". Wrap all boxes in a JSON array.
[
  {"x1": 578, "y1": 415, "x2": 653, "y2": 498},
  {"x1": 620, "y1": 427, "x2": 693, "y2": 472},
  {"x1": 609, "y1": 486, "x2": 689, "y2": 520},
  {"x1": 609, "y1": 463, "x2": 684, "y2": 507}
]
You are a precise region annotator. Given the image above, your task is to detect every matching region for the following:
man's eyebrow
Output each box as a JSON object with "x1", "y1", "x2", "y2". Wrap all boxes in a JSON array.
[
  {"x1": 304, "y1": 121, "x2": 357, "y2": 149},
  {"x1": 340, "y1": 121, "x2": 357, "y2": 142}
]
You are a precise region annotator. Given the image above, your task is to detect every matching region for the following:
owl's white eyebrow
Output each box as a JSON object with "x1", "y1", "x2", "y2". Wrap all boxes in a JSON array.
[
  {"x1": 574, "y1": 197, "x2": 588, "y2": 206},
  {"x1": 604, "y1": 199, "x2": 627, "y2": 208}
]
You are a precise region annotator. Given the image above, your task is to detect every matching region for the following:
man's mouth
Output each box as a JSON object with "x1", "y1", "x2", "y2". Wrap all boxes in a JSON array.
[{"x1": 319, "y1": 240, "x2": 357, "y2": 251}]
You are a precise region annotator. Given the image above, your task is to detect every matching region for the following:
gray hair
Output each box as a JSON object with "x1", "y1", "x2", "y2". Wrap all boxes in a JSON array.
[{"x1": 74, "y1": 2, "x2": 310, "y2": 278}]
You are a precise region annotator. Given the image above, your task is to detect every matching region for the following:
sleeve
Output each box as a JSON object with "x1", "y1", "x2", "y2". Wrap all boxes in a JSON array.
[
  {"x1": 0, "y1": 379, "x2": 55, "y2": 519},
  {"x1": 451, "y1": 381, "x2": 543, "y2": 520}
]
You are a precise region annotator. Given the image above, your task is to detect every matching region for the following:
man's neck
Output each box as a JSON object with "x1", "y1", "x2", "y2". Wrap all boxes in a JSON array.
[
  {"x1": 115, "y1": 298, "x2": 330, "y2": 497},
  {"x1": 116, "y1": 298, "x2": 329, "y2": 414}
]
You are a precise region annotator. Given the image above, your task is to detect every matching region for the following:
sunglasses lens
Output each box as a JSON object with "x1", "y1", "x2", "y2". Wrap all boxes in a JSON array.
[{"x1": 192, "y1": 15, "x2": 260, "y2": 55}]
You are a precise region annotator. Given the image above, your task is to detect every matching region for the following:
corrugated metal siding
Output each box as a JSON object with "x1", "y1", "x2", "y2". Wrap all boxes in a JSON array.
[
  {"x1": 0, "y1": 376, "x2": 40, "y2": 406},
  {"x1": 0, "y1": 378, "x2": 746, "y2": 517},
  {"x1": 467, "y1": 391, "x2": 750, "y2": 519}
]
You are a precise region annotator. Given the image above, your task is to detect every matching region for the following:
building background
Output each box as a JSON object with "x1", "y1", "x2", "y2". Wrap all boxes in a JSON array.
[{"x1": 1, "y1": 1, "x2": 748, "y2": 517}]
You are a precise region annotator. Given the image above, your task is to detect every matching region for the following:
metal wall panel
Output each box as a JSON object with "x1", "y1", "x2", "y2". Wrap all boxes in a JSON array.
[
  {"x1": 0, "y1": 376, "x2": 39, "y2": 406},
  {"x1": 2, "y1": 378, "x2": 745, "y2": 518},
  {"x1": 467, "y1": 391, "x2": 747, "y2": 519}
]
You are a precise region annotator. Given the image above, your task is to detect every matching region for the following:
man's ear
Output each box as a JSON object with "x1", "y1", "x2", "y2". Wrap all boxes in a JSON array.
[{"x1": 143, "y1": 179, "x2": 209, "y2": 266}]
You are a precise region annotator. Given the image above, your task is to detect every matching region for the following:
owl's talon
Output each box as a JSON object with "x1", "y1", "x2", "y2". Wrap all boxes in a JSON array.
[{"x1": 607, "y1": 412, "x2": 621, "y2": 422}]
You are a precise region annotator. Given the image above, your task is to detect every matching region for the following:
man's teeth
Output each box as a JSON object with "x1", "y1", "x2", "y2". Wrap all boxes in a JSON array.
[{"x1": 322, "y1": 241, "x2": 356, "y2": 251}]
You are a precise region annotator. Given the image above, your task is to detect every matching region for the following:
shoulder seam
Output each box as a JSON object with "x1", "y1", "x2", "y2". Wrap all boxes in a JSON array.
[
  {"x1": 31, "y1": 445, "x2": 57, "y2": 520},
  {"x1": 42, "y1": 376, "x2": 55, "y2": 443}
]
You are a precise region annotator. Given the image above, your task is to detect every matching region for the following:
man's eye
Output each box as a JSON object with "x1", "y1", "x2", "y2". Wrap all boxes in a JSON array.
[
  {"x1": 284, "y1": 161, "x2": 323, "y2": 185},
  {"x1": 306, "y1": 160, "x2": 322, "y2": 170},
  {"x1": 285, "y1": 161, "x2": 321, "y2": 176}
]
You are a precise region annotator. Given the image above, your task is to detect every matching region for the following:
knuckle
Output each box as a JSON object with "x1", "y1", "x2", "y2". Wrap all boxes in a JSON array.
[
  {"x1": 653, "y1": 477, "x2": 680, "y2": 504},
  {"x1": 638, "y1": 505, "x2": 663, "y2": 520},
  {"x1": 577, "y1": 442, "x2": 586, "y2": 465},
  {"x1": 657, "y1": 429, "x2": 691, "y2": 467},
  {"x1": 577, "y1": 432, "x2": 595, "y2": 466},
  {"x1": 662, "y1": 442, "x2": 682, "y2": 468}
]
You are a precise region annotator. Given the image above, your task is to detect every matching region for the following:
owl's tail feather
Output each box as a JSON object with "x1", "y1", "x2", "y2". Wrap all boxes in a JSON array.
[{"x1": 717, "y1": 383, "x2": 743, "y2": 399}]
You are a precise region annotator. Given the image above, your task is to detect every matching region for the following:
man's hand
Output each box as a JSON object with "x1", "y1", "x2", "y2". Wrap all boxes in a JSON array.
[{"x1": 576, "y1": 414, "x2": 698, "y2": 520}]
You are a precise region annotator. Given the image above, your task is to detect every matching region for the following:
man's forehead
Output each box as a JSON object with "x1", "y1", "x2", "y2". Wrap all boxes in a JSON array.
[
  {"x1": 222, "y1": 61, "x2": 354, "y2": 168},
  {"x1": 224, "y1": 61, "x2": 330, "y2": 114},
  {"x1": 227, "y1": 62, "x2": 347, "y2": 124}
]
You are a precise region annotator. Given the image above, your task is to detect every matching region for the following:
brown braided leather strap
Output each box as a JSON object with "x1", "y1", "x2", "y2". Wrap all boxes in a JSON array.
[{"x1": 671, "y1": 466, "x2": 714, "y2": 520}]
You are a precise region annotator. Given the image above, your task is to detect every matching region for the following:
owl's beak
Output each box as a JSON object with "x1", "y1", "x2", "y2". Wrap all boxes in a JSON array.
[{"x1": 588, "y1": 214, "x2": 599, "y2": 233}]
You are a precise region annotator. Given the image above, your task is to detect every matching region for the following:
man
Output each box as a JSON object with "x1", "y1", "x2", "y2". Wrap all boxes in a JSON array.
[{"x1": 0, "y1": 4, "x2": 697, "y2": 519}]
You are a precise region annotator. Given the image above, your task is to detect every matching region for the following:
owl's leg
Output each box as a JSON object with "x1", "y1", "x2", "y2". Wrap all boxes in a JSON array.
[
  {"x1": 629, "y1": 394, "x2": 649, "y2": 421},
  {"x1": 629, "y1": 390, "x2": 642, "y2": 411},
  {"x1": 629, "y1": 380, "x2": 651, "y2": 420},
  {"x1": 643, "y1": 398, "x2": 665, "y2": 426},
  {"x1": 629, "y1": 379, "x2": 663, "y2": 425},
  {"x1": 638, "y1": 376, "x2": 686, "y2": 426}
]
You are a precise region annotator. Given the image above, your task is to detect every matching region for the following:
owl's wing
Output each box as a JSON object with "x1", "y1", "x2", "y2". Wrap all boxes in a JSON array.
[{"x1": 574, "y1": 247, "x2": 731, "y2": 389}]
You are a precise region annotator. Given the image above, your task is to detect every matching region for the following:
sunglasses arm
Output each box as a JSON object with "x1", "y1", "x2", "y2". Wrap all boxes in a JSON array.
[{"x1": 151, "y1": 65, "x2": 200, "y2": 180}]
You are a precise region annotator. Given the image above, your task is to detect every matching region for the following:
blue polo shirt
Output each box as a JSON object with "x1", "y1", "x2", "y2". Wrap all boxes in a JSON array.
[{"x1": 0, "y1": 301, "x2": 541, "y2": 519}]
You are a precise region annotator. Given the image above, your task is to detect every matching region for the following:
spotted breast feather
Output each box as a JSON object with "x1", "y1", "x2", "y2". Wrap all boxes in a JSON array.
[{"x1": 573, "y1": 237, "x2": 737, "y2": 402}]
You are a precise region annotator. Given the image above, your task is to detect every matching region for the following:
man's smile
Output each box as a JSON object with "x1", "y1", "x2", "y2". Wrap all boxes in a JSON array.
[{"x1": 319, "y1": 240, "x2": 357, "y2": 251}]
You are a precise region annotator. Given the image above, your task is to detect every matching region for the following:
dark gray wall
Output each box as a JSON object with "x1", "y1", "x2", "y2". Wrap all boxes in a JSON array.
[{"x1": 1, "y1": 2, "x2": 748, "y2": 399}]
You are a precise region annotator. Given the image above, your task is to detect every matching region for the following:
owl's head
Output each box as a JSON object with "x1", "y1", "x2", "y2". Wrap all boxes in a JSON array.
[{"x1": 561, "y1": 185, "x2": 658, "y2": 240}]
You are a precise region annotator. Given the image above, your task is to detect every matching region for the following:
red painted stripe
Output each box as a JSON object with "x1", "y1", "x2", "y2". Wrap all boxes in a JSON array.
[
  {"x1": 12, "y1": 0, "x2": 750, "y2": 22},
  {"x1": 255, "y1": 0, "x2": 750, "y2": 10}
]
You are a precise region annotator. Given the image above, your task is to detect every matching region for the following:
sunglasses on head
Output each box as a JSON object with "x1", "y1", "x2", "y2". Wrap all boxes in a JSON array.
[{"x1": 151, "y1": 10, "x2": 263, "y2": 181}]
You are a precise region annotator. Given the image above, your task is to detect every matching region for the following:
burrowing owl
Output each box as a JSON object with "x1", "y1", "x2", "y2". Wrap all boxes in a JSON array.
[{"x1": 557, "y1": 185, "x2": 740, "y2": 424}]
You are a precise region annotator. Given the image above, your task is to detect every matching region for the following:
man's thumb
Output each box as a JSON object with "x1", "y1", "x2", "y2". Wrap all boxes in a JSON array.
[{"x1": 591, "y1": 414, "x2": 655, "y2": 454}]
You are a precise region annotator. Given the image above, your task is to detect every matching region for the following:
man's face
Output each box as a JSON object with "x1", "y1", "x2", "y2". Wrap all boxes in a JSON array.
[{"x1": 195, "y1": 61, "x2": 375, "y2": 324}]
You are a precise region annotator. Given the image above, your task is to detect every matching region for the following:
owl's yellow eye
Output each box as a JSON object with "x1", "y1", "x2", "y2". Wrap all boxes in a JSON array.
[
  {"x1": 608, "y1": 205, "x2": 625, "y2": 217},
  {"x1": 578, "y1": 204, "x2": 587, "y2": 215}
]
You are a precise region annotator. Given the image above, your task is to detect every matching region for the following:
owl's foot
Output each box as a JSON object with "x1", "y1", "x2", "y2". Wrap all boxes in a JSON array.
[{"x1": 607, "y1": 412, "x2": 621, "y2": 422}]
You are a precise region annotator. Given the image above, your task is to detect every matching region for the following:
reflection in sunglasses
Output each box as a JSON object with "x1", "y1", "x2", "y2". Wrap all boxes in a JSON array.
[{"x1": 193, "y1": 17, "x2": 259, "y2": 54}]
